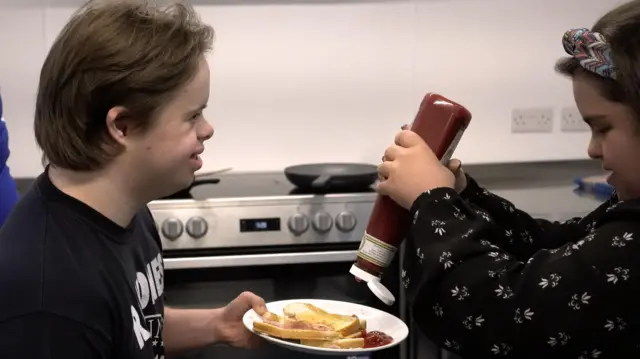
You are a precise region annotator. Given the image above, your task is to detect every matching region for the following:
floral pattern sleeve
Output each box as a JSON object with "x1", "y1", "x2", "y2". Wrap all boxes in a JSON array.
[
  {"x1": 403, "y1": 187, "x2": 640, "y2": 359},
  {"x1": 459, "y1": 173, "x2": 614, "y2": 261}
]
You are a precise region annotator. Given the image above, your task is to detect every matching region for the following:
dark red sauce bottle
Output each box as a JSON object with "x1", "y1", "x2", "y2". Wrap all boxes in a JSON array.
[{"x1": 349, "y1": 93, "x2": 472, "y2": 305}]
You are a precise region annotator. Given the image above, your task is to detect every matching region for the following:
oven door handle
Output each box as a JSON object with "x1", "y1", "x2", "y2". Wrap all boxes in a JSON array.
[{"x1": 163, "y1": 250, "x2": 358, "y2": 270}]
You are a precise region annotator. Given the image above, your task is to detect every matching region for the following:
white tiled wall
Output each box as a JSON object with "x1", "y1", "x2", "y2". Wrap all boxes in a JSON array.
[{"x1": 0, "y1": 0, "x2": 626, "y2": 177}]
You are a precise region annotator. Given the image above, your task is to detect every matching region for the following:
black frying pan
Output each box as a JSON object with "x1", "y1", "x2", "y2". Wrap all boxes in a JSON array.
[
  {"x1": 159, "y1": 168, "x2": 232, "y2": 200},
  {"x1": 160, "y1": 178, "x2": 221, "y2": 200},
  {"x1": 284, "y1": 163, "x2": 378, "y2": 193}
]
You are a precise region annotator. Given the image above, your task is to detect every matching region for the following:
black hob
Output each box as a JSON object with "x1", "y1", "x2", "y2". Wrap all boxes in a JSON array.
[{"x1": 163, "y1": 172, "x2": 376, "y2": 200}]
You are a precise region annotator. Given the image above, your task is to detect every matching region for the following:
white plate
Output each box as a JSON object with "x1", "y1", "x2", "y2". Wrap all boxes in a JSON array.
[{"x1": 242, "y1": 299, "x2": 409, "y2": 356}]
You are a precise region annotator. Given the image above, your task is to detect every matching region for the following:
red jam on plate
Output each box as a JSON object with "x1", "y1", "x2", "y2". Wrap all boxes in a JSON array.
[{"x1": 362, "y1": 330, "x2": 393, "y2": 348}]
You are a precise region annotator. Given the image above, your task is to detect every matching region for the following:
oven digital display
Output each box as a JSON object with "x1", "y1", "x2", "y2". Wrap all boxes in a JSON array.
[{"x1": 239, "y1": 218, "x2": 281, "y2": 232}]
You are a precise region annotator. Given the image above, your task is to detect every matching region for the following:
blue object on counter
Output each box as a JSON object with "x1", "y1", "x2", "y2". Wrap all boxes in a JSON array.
[
  {"x1": 0, "y1": 92, "x2": 20, "y2": 228},
  {"x1": 573, "y1": 174, "x2": 615, "y2": 201}
]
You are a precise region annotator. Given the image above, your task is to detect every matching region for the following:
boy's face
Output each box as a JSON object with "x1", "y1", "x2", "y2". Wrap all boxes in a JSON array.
[{"x1": 111, "y1": 56, "x2": 214, "y2": 199}]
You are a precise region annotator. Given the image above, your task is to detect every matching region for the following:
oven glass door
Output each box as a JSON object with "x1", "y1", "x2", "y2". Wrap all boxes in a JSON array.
[{"x1": 164, "y1": 248, "x2": 403, "y2": 359}]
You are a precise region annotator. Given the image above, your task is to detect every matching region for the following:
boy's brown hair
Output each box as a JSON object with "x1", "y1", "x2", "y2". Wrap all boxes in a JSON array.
[
  {"x1": 34, "y1": 0, "x2": 214, "y2": 171},
  {"x1": 556, "y1": 0, "x2": 640, "y2": 118}
]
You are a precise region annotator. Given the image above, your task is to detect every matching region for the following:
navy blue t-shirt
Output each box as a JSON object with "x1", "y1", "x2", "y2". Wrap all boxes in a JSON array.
[{"x1": 0, "y1": 169, "x2": 165, "y2": 358}]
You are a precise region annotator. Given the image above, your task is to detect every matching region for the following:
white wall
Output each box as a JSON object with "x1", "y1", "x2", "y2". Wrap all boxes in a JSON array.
[{"x1": 0, "y1": 0, "x2": 625, "y2": 177}]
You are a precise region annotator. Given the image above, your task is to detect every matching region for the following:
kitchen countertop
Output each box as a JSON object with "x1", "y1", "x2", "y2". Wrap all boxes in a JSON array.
[
  {"x1": 13, "y1": 159, "x2": 605, "y2": 193},
  {"x1": 11, "y1": 159, "x2": 605, "y2": 219}
]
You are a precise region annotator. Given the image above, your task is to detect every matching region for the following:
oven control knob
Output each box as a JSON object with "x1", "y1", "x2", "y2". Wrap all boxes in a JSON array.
[
  {"x1": 335, "y1": 211, "x2": 357, "y2": 232},
  {"x1": 287, "y1": 214, "x2": 309, "y2": 235},
  {"x1": 161, "y1": 218, "x2": 184, "y2": 241},
  {"x1": 312, "y1": 212, "x2": 333, "y2": 233},
  {"x1": 186, "y1": 217, "x2": 208, "y2": 239}
]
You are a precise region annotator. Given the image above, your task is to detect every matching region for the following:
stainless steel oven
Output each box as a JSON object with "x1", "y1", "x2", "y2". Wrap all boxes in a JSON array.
[
  {"x1": 149, "y1": 172, "x2": 407, "y2": 359},
  {"x1": 163, "y1": 246, "x2": 404, "y2": 359}
]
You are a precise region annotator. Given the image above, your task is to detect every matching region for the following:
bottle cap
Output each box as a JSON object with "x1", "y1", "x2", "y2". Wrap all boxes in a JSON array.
[{"x1": 349, "y1": 264, "x2": 396, "y2": 306}]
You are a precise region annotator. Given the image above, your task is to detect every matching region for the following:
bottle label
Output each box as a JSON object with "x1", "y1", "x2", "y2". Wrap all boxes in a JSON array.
[
  {"x1": 440, "y1": 126, "x2": 466, "y2": 164},
  {"x1": 357, "y1": 232, "x2": 398, "y2": 268}
]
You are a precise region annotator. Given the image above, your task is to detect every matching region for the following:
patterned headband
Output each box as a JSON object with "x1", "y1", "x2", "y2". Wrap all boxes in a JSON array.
[{"x1": 562, "y1": 28, "x2": 616, "y2": 79}]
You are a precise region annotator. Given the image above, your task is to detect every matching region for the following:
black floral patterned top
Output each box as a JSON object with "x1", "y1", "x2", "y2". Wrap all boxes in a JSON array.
[{"x1": 403, "y1": 174, "x2": 639, "y2": 359}]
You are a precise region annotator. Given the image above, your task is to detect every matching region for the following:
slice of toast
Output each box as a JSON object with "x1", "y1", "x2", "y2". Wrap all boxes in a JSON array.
[
  {"x1": 300, "y1": 338, "x2": 365, "y2": 349},
  {"x1": 282, "y1": 303, "x2": 365, "y2": 337},
  {"x1": 252, "y1": 312, "x2": 343, "y2": 340},
  {"x1": 345, "y1": 331, "x2": 364, "y2": 339}
]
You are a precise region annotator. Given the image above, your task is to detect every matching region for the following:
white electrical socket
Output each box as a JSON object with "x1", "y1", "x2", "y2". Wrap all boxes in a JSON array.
[
  {"x1": 560, "y1": 107, "x2": 589, "y2": 132},
  {"x1": 511, "y1": 107, "x2": 554, "y2": 133}
]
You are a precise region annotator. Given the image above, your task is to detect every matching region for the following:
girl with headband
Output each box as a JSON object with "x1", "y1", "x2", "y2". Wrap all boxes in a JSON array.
[
  {"x1": 0, "y1": 91, "x2": 19, "y2": 228},
  {"x1": 377, "y1": 0, "x2": 640, "y2": 357}
]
